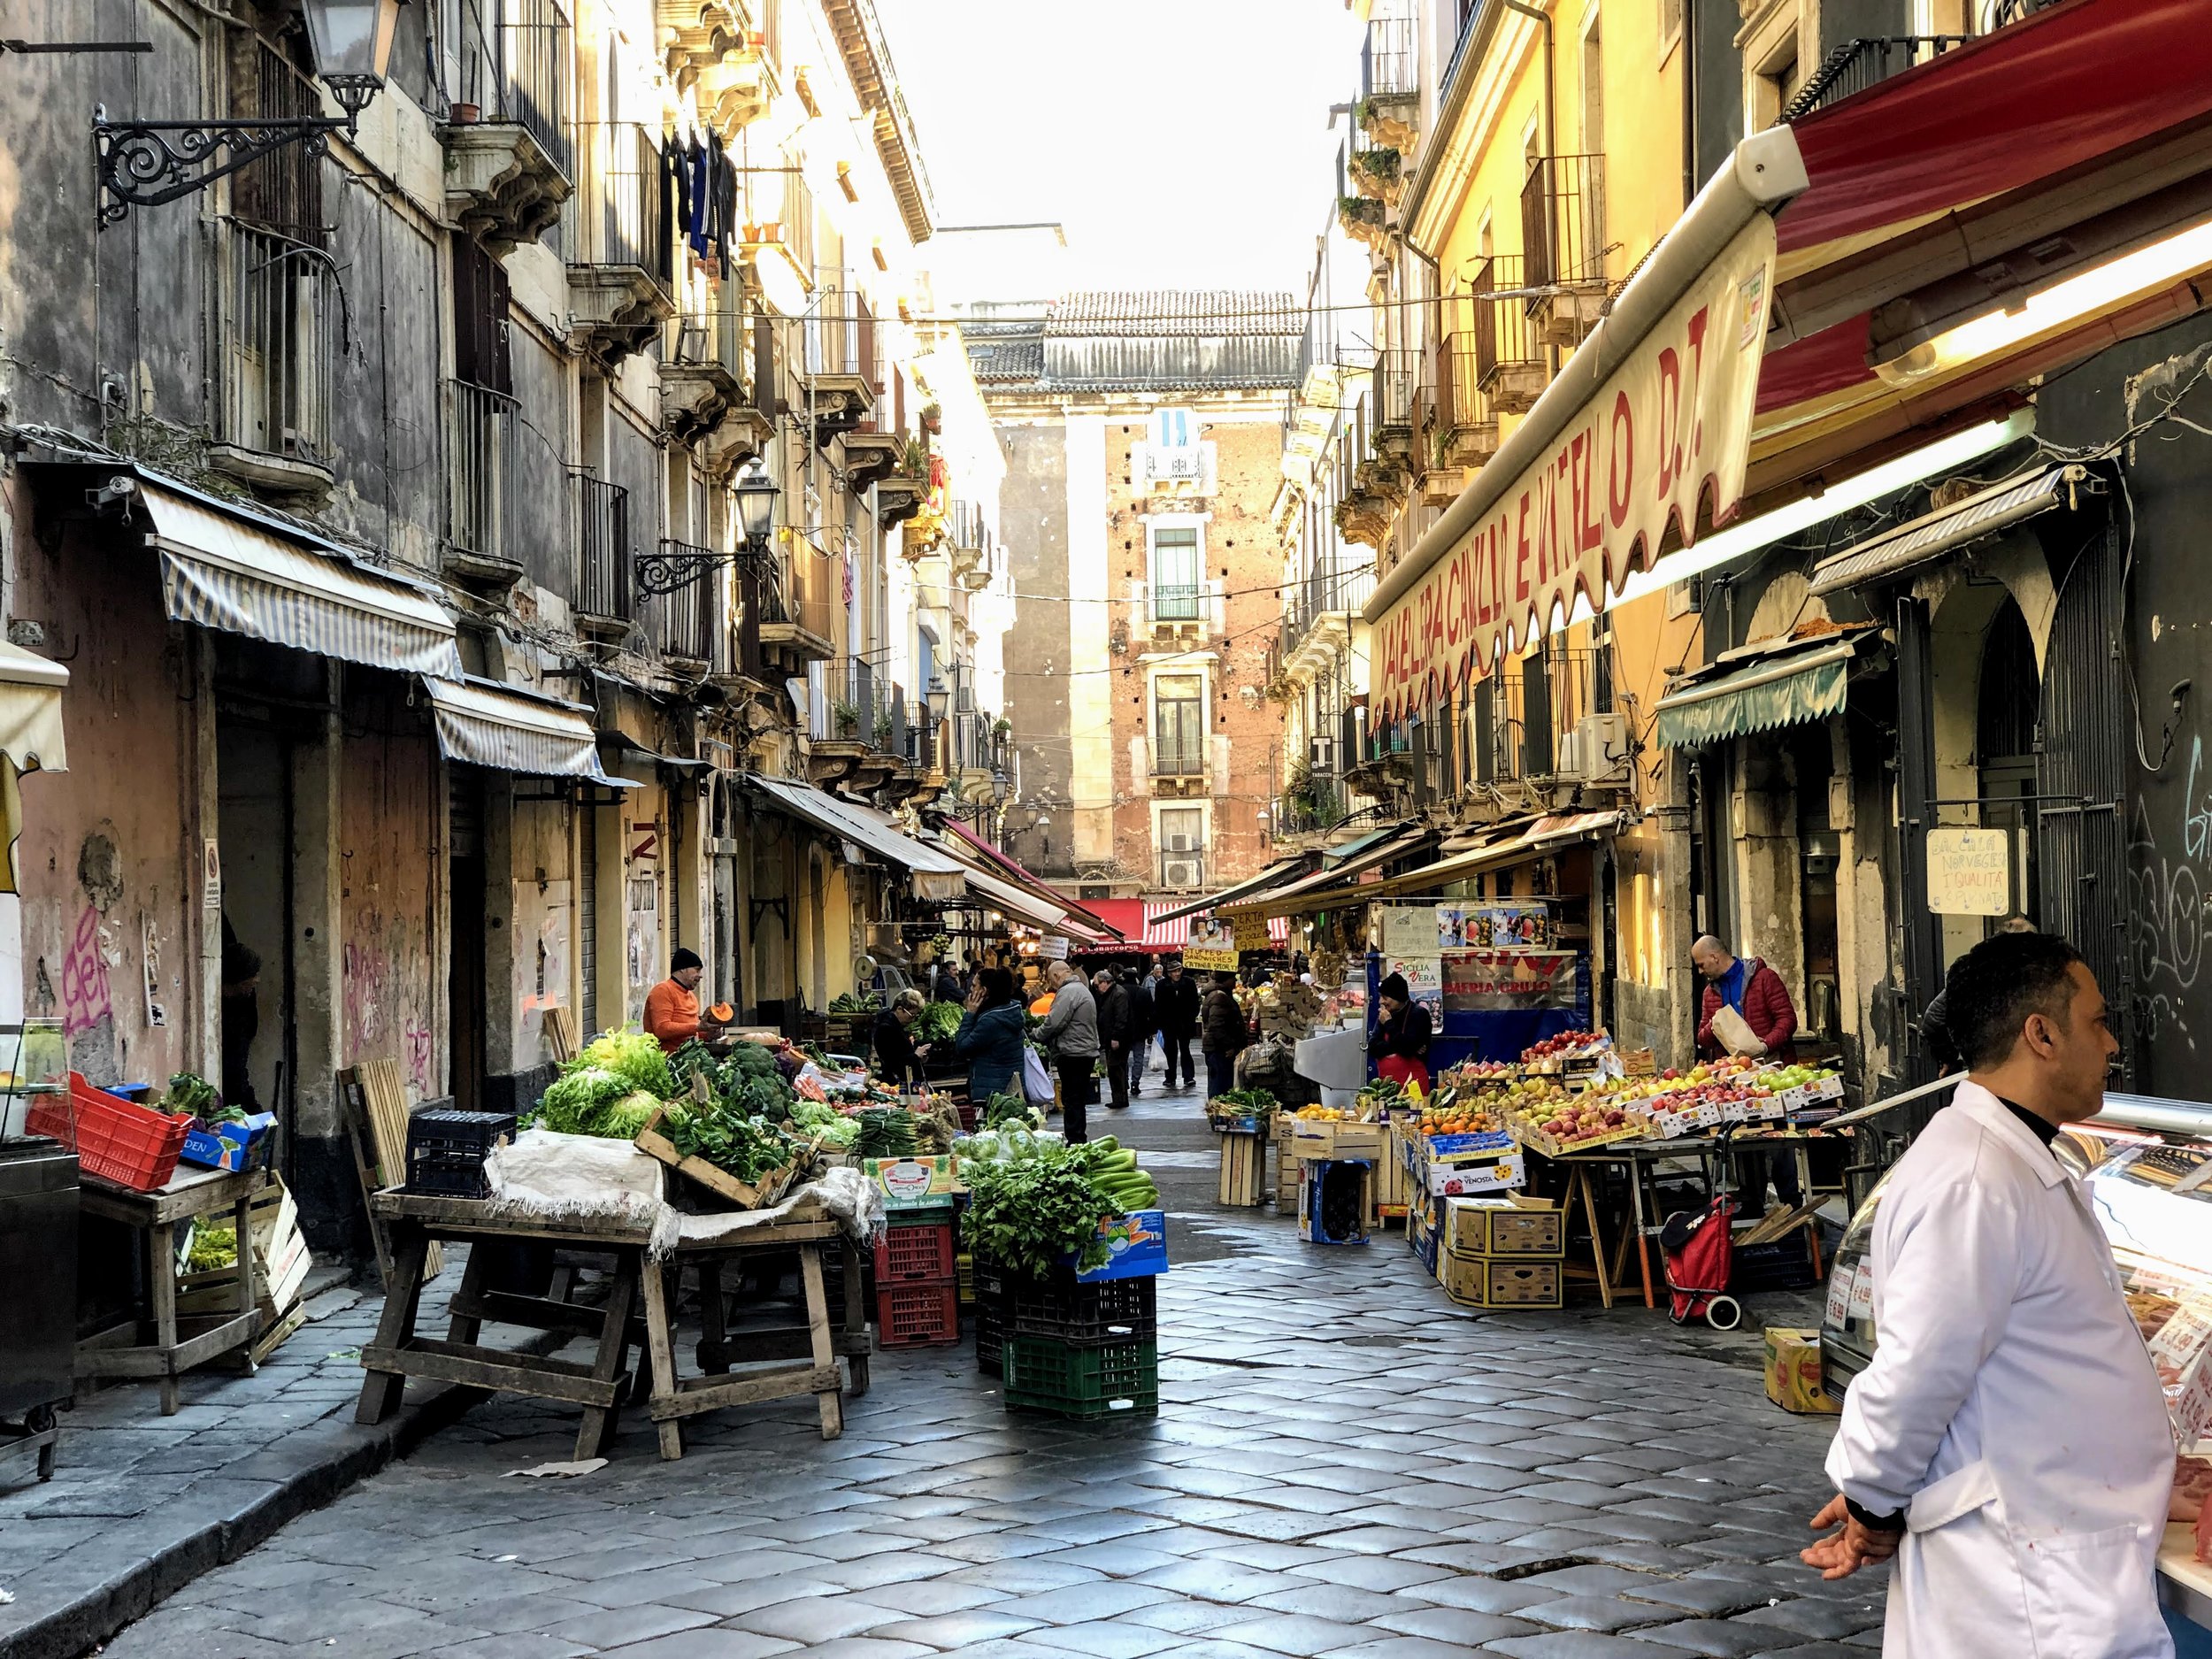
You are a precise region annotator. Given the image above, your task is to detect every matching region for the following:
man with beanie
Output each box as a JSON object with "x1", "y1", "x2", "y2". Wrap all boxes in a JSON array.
[{"x1": 644, "y1": 947, "x2": 718, "y2": 1052}]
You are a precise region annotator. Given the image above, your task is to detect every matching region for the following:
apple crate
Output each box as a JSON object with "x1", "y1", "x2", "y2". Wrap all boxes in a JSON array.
[
  {"x1": 1217, "y1": 1128, "x2": 1265, "y2": 1207},
  {"x1": 1440, "y1": 1253, "x2": 1563, "y2": 1310},
  {"x1": 876, "y1": 1281, "x2": 960, "y2": 1348}
]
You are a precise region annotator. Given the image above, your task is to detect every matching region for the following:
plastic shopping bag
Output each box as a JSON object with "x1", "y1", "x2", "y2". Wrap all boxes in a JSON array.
[{"x1": 1021, "y1": 1045, "x2": 1055, "y2": 1102}]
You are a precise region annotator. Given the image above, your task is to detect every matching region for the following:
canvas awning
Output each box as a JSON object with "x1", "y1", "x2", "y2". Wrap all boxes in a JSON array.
[
  {"x1": 955, "y1": 864, "x2": 1070, "y2": 933},
  {"x1": 1654, "y1": 638, "x2": 1859, "y2": 749},
  {"x1": 1229, "y1": 814, "x2": 1625, "y2": 914},
  {"x1": 1219, "y1": 826, "x2": 1437, "y2": 920},
  {"x1": 941, "y1": 819, "x2": 1122, "y2": 939},
  {"x1": 422, "y1": 677, "x2": 621, "y2": 781},
  {"x1": 1147, "y1": 854, "x2": 1317, "y2": 928},
  {"x1": 1363, "y1": 128, "x2": 1808, "y2": 719},
  {"x1": 742, "y1": 776, "x2": 968, "y2": 901},
  {"x1": 137, "y1": 477, "x2": 464, "y2": 680},
  {"x1": 0, "y1": 642, "x2": 70, "y2": 898},
  {"x1": 1808, "y1": 465, "x2": 2087, "y2": 597}
]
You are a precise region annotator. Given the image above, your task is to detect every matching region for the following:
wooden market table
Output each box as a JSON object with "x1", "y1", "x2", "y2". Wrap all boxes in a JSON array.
[
  {"x1": 354, "y1": 1190, "x2": 862, "y2": 1461},
  {"x1": 76, "y1": 1164, "x2": 268, "y2": 1415}
]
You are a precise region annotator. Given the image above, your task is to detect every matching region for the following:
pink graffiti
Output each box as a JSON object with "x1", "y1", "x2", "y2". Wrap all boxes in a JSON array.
[
  {"x1": 60, "y1": 906, "x2": 111, "y2": 1037},
  {"x1": 403, "y1": 1022, "x2": 433, "y2": 1094}
]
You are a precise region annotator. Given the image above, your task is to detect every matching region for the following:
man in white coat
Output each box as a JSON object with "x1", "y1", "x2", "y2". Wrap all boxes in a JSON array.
[{"x1": 1802, "y1": 933, "x2": 2177, "y2": 1655}]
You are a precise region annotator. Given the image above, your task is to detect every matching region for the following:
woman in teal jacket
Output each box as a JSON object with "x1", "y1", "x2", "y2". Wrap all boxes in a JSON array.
[{"x1": 952, "y1": 967, "x2": 1028, "y2": 1100}]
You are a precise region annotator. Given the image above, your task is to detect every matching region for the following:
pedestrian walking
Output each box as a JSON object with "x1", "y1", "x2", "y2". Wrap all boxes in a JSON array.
[
  {"x1": 1092, "y1": 968, "x2": 1133, "y2": 1112},
  {"x1": 1370, "y1": 971, "x2": 1432, "y2": 1094},
  {"x1": 1201, "y1": 971, "x2": 1248, "y2": 1100},
  {"x1": 1803, "y1": 932, "x2": 2181, "y2": 1656},
  {"x1": 1155, "y1": 958, "x2": 1201, "y2": 1091},
  {"x1": 1693, "y1": 934, "x2": 1801, "y2": 1209},
  {"x1": 1035, "y1": 960, "x2": 1100, "y2": 1142},
  {"x1": 1125, "y1": 966, "x2": 1156, "y2": 1098},
  {"x1": 931, "y1": 956, "x2": 964, "y2": 1003}
]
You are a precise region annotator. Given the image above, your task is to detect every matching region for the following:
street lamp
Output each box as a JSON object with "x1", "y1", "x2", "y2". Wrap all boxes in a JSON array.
[
  {"x1": 990, "y1": 768, "x2": 1011, "y2": 806},
  {"x1": 926, "y1": 677, "x2": 949, "y2": 723},
  {"x1": 637, "y1": 456, "x2": 782, "y2": 595},
  {"x1": 94, "y1": 0, "x2": 406, "y2": 225}
]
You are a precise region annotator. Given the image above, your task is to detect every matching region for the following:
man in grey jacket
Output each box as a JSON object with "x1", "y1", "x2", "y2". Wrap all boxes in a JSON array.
[{"x1": 1037, "y1": 960, "x2": 1100, "y2": 1142}]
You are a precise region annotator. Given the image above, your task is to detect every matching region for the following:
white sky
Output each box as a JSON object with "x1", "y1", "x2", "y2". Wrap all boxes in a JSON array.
[{"x1": 876, "y1": 0, "x2": 1365, "y2": 302}]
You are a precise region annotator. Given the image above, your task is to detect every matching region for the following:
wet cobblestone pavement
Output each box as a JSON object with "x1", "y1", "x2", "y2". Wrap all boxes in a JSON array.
[{"x1": 95, "y1": 1083, "x2": 1882, "y2": 1658}]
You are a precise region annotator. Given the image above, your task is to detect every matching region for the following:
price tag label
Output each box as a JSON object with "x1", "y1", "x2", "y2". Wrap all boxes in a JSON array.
[
  {"x1": 1847, "y1": 1263, "x2": 1877, "y2": 1322},
  {"x1": 1824, "y1": 1260, "x2": 1858, "y2": 1330}
]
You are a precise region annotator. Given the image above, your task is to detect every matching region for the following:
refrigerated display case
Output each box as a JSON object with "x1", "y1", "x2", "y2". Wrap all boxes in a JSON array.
[
  {"x1": 0, "y1": 1019, "x2": 75, "y2": 1484},
  {"x1": 1818, "y1": 1087, "x2": 2212, "y2": 1648}
]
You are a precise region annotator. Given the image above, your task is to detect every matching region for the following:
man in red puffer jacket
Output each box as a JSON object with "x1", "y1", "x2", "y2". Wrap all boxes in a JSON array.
[{"x1": 1691, "y1": 935, "x2": 1798, "y2": 1060}]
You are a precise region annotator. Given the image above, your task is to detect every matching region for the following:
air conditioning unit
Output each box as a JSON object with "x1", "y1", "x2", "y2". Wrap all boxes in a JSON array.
[
  {"x1": 1164, "y1": 832, "x2": 1194, "y2": 853},
  {"x1": 1573, "y1": 711, "x2": 1632, "y2": 782},
  {"x1": 1162, "y1": 859, "x2": 1202, "y2": 889}
]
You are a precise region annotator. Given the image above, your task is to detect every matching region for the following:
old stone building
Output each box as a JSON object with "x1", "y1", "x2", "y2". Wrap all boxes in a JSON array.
[{"x1": 970, "y1": 293, "x2": 1298, "y2": 923}]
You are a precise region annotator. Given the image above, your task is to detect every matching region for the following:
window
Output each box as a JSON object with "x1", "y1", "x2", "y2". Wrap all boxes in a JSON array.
[
  {"x1": 1149, "y1": 527, "x2": 1202, "y2": 621},
  {"x1": 1158, "y1": 807, "x2": 1205, "y2": 888},
  {"x1": 1150, "y1": 408, "x2": 1196, "y2": 449},
  {"x1": 1152, "y1": 674, "x2": 1205, "y2": 776}
]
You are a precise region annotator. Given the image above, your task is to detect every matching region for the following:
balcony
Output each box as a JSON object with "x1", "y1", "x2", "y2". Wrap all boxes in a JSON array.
[
  {"x1": 1521, "y1": 154, "x2": 1609, "y2": 346},
  {"x1": 757, "y1": 560, "x2": 837, "y2": 673},
  {"x1": 1131, "y1": 438, "x2": 1218, "y2": 508},
  {"x1": 567, "y1": 122, "x2": 676, "y2": 366},
  {"x1": 572, "y1": 471, "x2": 632, "y2": 641},
  {"x1": 1781, "y1": 35, "x2": 1970, "y2": 125},
  {"x1": 443, "y1": 379, "x2": 522, "y2": 588},
  {"x1": 1358, "y1": 8, "x2": 1419, "y2": 150},
  {"x1": 1471, "y1": 253, "x2": 1547, "y2": 416},
  {"x1": 663, "y1": 308, "x2": 774, "y2": 471},
  {"x1": 1150, "y1": 710, "x2": 1207, "y2": 800},
  {"x1": 800, "y1": 287, "x2": 878, "y2": 447},
  {"x1": 807, "y1": 657, "x2": 900, "y2": 793},
  {"x1": 647, "y1": 543, "x2": 717, "y2": 672},
  {"x1": 741, "y1": 165, "x2": 815, "y2": 318},
  {"x1": 209, "y1": 220, "x2": 338, "y2": 502},
  {"x1": 1337, "y1": 193, "x2": 1389, "y2": 252},
  {"x1": 876, "y1": 438, "x2": 930, "y2": 531},
  {"x1": 1280, "y1": 559, "x2": 1375, "y2": 683},
  {"x1": 444, "y1": 0, "x2": 572, "y2": 256},
  {"x1": 659, "y1": 0, "x2": 780, "y2": 137},
  {"x1": 1434, "y1": 305, "x2": 1501, "y2": 479}
]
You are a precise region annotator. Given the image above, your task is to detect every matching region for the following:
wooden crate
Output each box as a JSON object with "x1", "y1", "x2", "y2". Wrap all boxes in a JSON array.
[
  {"x1": 1273, "y1": 1115, "x2": 1298, "y2": 1202},
  {"x1": 1217, "y1": 1129, "x2": 1266, "y2": 1207},
  {"x1": 634, "y1": 1107, "x2": 808, "y2": 1210},
  {"x1": 1440, "y1": 1252, "x2": 1563, "y2": 1309}
]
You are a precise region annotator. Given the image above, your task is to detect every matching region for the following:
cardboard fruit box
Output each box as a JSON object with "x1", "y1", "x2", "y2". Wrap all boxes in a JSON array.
[
  {"x1": 1441, "y1": 1194, "x2": 1564, "y2": 1258},
  {"x1": 1440, "y1": 1252, "x2": 1563, "y2": 1310},
  {"x1": 1764, "y1": 1327, "x2": 1841, "y2": 1414},
  {"x1": 1420, "y1": 1150, "x2": 1525, "y2": 1197}
]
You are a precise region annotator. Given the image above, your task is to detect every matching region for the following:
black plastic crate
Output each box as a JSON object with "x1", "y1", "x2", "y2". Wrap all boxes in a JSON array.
[
  {"x1": 1732, "y1": 1234, "x2": 1818, "y2": 1293},
  {"x1": 404, "y1": 1110, "x2": 514, "y2": 1199},
  {"x1": 1008, "y1": 1272, "x2": 1157, "y2": 1347},
  {"x1": 976, "y1": 1300, "x2": 1004, "y2": 1376},
  {"x1": 406, "y1": 1148, "x2": 496, "y2": 1199}
]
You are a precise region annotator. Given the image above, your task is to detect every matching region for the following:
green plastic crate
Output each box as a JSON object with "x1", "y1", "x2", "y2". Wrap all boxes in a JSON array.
[{"x1": 1001, "y1": 1333, "x2": 1159, "y2": 1419}]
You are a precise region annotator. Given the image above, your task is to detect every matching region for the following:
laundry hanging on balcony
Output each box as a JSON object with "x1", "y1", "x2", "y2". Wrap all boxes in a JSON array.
[{"x1": 135, "y1": 472, "x2": 465, "y2": 680}]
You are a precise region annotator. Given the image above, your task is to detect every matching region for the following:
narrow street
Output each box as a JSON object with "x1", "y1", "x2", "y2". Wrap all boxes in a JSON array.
[{"x1": 96, "y1": 1084, "x2": 1876, "y2": 1659}]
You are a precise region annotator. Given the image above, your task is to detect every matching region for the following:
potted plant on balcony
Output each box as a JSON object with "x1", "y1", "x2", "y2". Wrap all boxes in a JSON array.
[
  {"x1": 872, "y1": 711, "x2": 895, "y2": 748},
  {"x1": 833, "y1": 700, "x2": 859, "y2": 738},
  {"x1": 1348, "y1": 148, "x2": 1402, "y2": 203},
  {"x1": 919, "y1": 402, "x2": 942, "y2": 435},
  {"x1": 1337, "y1": 194, "x2": 1388, "y2": 250}
]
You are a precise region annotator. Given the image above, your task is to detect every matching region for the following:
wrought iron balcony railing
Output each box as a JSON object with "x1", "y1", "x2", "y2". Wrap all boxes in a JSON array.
[
  {"x1": 215, "y1": 220, "x2": 338, "y2": 467},
  {"x1": 571, "y1": 121, "x2": 672, "y2": 284},
  {"x1": 572, "y1": 471, "x2": 631, "y2": 623},
  {"x1": 1521, "y1": 153, "x2": 1608, "y2": 291},
  {"x1": 444, "y1": 379, "x2": 519, "y2": 564},
  {"x1": 1780, "y1": 35, "x2": 1972, "y2": 123}
]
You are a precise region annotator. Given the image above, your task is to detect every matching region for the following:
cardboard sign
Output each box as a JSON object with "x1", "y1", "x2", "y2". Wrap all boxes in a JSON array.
[
  {"x1": 1379, "y1": 905, "x2": 1439, "y2": 957},
  {"x1": 1442, "y1": 949, "x2": 1577, "y2": 1012},
  {"x1": 1184, "y1": 915, "x2": 1240, "y2": 972},
  {"x1": 1925, "y1": 826, "x2": 2011, "y2": 916},
  {"x1": 1383, "y1": 956, "x2": 1443, "y2": 1019},
  {"x1": 1232, "y1": 914, "x2": 1273, "y2": 952}
]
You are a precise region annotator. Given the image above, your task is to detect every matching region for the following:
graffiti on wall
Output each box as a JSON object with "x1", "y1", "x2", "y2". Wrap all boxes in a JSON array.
[
  {"x1": 343, "y1": 904, "x2": 434, "y2": 1094},
  {"x1": 59, "y1": 904, "x2": 111, "y2": 1036},
  {"x1": 2128, "y1": 735, "x2": 2212, "y2": 1053}
]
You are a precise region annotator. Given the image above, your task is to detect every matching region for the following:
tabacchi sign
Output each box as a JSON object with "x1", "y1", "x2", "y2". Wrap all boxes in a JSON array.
[{"x1": 1372, "y1": 216, "x2": 1777, "y2": 720}]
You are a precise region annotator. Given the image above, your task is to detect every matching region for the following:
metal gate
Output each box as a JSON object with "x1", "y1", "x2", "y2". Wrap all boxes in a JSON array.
[{"x1": 2036, "y1": 524, "x2": 2133, "y2": 1085}]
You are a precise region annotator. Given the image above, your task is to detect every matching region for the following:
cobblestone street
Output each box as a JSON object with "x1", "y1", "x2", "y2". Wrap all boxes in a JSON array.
[{"x1": 93, "y1": 1089, "x2": 1880, "y2": 1659}]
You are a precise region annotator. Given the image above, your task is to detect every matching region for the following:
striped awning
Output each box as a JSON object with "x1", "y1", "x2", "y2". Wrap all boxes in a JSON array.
[
  {"x1": 423, "y1": 678, "x2": 621, "y2": 781},
  {"x1": 1654, "y1": 638, "x2": 1858, "y2": 749},
  {"x1": 1141, "y1": 903, "x2": 1291, "y2": 950},
  {"x1": 139, "y1": 479, "x2": 464, "y2": 679},
  {"x1": 742, "y1": 775, "x2": 969, "y2": 902}
]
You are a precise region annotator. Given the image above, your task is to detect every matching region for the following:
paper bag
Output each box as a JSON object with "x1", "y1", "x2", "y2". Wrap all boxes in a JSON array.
[{"x1": 1709, "y1": 1002, "x2": 1767, "y2": 1057}]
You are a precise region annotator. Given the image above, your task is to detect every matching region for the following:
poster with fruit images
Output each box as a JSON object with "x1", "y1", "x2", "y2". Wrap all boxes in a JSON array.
[
  {"x1": 1438, "y1": 905, "x2": 1552, "y2": 951},
  {"x1": 1441, "y1": 950, "x2": 1576, "y2": 1011}
]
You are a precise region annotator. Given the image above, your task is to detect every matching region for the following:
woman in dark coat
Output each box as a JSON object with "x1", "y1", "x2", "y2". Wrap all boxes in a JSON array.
[
  {"x1": 872, "y1": 988, "x2": 929, "y2": 1090},
  {"x1": 952, "y1": 967, "x2": 1029, "y2": 1102}
]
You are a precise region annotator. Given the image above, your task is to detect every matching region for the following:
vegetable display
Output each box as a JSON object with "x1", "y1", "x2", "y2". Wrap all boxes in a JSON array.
[
  {"x1": 167, "y1": 1071, "x2": 226, "y2": 1120},
  {"x1": 535, "y1": 1066, "x2": 662, "y2": 1138},
  {"x1": 916, "y1": 1001, "x2": 964, "y2": 1044},
  {"x1": 661, "y1": 1098, "x2": 792, "y2": 1183},
  {"x1": 575, "y1": 1027, "x2": 674, "y2": 1099},
  {"x1": 853, "y1": 1106, "x2": 918, "y2": 1160},
  {"x1": 983, "y1": 1091, "x2": 1039, "y2": 1130},
  {"x1": 829, "y1": 992, "x2": 881, "y2": 1015},
  {"x1": 956, "y1": 1134, "x2": 1159, "y2": 1278}
]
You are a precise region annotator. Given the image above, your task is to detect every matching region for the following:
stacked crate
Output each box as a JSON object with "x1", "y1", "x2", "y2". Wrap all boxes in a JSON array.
[
  {"x1": 1002, "y1": 1273, "x2": 1159, "y2": 1419},
  {"x1": 872, "y1": 1202, "x2": 961, "y2": 1348},
  {"x1": 973, "y1": 1256, "x2": 1007, "y2": 1376},
  {"x1": 1437, "y1": 1194, "x2": 1565, "y2": 1309}
]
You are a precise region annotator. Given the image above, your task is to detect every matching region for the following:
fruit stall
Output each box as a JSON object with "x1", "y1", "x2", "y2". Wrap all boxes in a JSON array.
[{"x1": 1368, "y1": 902, "x2": 1591, "y2": 1074}]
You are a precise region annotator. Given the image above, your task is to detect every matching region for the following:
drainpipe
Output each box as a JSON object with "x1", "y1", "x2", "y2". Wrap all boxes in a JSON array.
[
  {"x1": 1680, "y1": 1, "x2": 1698, "y2": 211},
  {"x1": 1497, "y1": 0, "x2": 1556, "y2": 176}
]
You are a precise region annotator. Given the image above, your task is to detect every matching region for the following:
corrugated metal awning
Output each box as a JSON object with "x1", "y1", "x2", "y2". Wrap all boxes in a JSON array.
[
  {"x1": 743, "y1": 775, "x2": 967, "y2": 901},
  {"x1": 1148, "y1": 854, "x2": 1316, "y2": 927},
  {"x1": 1809, "y1": 465, "x2": 2086, "y2": 597},
  {"x1": 1230, "y1": 815, "x2": 1626, "y2": 912},
  {"x1": 138, "y1": 478, "x2": 463, "y2": 679},
  {"x1": 423, "y1": 678, "x2": 618, "y2": 781},
  {"x1": 1654, "y1": 639, "x2": 1856, "y2": 749},
  {"x1": 1220, "y1": 826, "x2": 1435, "y2": 919}
]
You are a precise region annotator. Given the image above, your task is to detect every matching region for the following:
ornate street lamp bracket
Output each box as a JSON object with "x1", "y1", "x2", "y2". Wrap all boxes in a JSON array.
[{"x1": 92, "y1": 104, "x2": 362, "y2": 227}]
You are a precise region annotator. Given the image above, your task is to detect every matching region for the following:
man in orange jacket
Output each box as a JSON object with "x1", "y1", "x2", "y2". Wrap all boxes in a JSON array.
[{"x1": 643, "y1": 947, "x2": 716, "y2": 1053}]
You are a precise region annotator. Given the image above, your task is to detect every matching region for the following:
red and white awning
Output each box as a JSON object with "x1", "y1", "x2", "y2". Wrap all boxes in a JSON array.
[{"x1": 1080, "y1": 899, "x2": 1292, "y2": 953}]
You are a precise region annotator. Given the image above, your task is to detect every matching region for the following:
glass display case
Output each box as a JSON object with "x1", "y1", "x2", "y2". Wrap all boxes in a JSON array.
[
  {"x1": 0, "y1": 1018, "x2": 67, "y2": 1142},
  {"x1": 1818, "y1": 1093, "x2": 2212, "y2": 1646}
]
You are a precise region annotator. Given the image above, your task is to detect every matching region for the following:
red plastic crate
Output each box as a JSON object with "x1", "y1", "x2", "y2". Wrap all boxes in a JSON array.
[
  {"x1": 873, "y1": 1218, "x2": 957, "y2": 1283},
  {"x1": 876, "y1": 1281, "x2": 960, "y2": 1348},
  {"x1": 27, "y1": 1074, "x2": 190, "y2": 1192}
]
